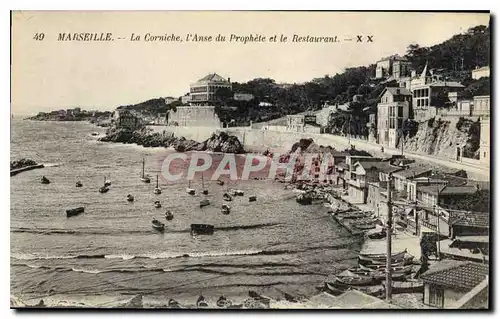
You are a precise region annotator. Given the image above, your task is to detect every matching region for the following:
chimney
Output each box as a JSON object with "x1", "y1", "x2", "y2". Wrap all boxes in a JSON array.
[{"x1": 228, "y1": 77, "x2": 231, "y2": 83}]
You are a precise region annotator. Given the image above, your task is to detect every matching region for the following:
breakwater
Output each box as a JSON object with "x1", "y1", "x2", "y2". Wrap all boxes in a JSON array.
[{"x1": 10, "y1": 164, "x2": 45, "y2": 176}]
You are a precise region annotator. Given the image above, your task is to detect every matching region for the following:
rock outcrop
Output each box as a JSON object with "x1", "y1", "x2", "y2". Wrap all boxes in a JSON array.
[{"x1": 99, "y1": 128, "x2": 244, "y2": 154}]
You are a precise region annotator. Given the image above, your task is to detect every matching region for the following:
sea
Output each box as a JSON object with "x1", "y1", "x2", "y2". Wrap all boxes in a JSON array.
[{"x1": 10, "y1": 119, "x2": 362, "y2": 308}]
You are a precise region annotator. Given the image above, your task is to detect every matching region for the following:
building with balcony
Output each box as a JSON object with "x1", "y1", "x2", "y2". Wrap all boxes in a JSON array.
[
  {"x1": 375, "y1": 55, "x2": 410, "y2": 79},
  {"x1": 472, "y1": 95, "x2": 490, "y2": 118},
  {"x1": 471, "y1": 66, "x2": 490, "y2": 80},
  {"x1": 407, "y1": 63, "x2": 465, "y2": 121},
  {"x1": 376, "y1": 87, "x2": 412, "y2": 148},
  {"x1": 189, "y1": 73, "x2": 232, "y2": 105}
]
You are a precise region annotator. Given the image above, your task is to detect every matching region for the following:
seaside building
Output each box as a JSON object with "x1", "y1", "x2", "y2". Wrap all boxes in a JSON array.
[
  {"x1": 286, "y1": 114, "x2": 321, "y2": 133},
  {"x1": 472, "y1": 95, "x2": 490, "y2": 118},
  {"x1": 114, "y1": 109, "x2": 142, "y2": 130},
  {"x1": 189, "y1": 73, "x2": 232, "y2": 105},
  {"x1": 166, "y1": 105, "x2": 221, "y2": 127},
  {"x1": 471, "y1": 66, "x2": 490, "y2": 80},
  {"x1": 375, "y1": 55, "x2": 409, "y2": 79},
  {"x1": 421, "y1": 260, "x2": 489, "y2": 309},
  {"x1": 406, "y1": 63, "x2": 465, "y2": 121},
  {"x1": 376, "y1": 87, "x2": 412, "y2": 148}
]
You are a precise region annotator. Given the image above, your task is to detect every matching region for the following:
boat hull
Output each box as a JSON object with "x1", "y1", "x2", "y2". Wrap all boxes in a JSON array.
[{"x1": 66, "y1": 207, "x2": 85, "y2": 218}]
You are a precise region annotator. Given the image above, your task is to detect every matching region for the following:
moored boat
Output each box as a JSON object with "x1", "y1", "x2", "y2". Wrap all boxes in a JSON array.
[
  {"x1": 190, "y1": 224, "x2": 214, "y2": 235},
  {"x1": 41, "y1": 176, "x2": 50, "y2": 184},
  {"x1": 200, "y1": 199, "x2": 210, "y2": 208},
  {"x1": 217, "y1": 179, "x2": 224, "y2": 186},
  {"x1": 217, "y1": 296, "x2": 233, "y2": 308},
  {"x1": 165, "y1": 210, "x2": 174, "y2": 221},
  {"x1": 354, "y1": 223, "x2": 376, "y2": 230},
  {"x1": 140, "y1": 159, "x2": 151, "y2": 183},
  {"x1": 75, "y1": 181, "x2": 83, "y2": 187},
  {"x1": 201, "y1": 174, "x2": 208, "y2": 195},
  {"x1": 104, "y1": 176, "x2": 111, "y2": 187},
  {"x1": 223, "y1": 193, "x2": 232, "y2": 201},
  {"x1": 154, "y1": 200, "x2": 161, "y2": 208},
  {"x1": 221, "y1": 204, "x2": 230, "y2": 215},
  {"x1": 359, "y1": 249, "x2": 407, "y2": 261},
  {"x1": 66, "y1": 207, "x2": 84, "y2": 217},
  {"x1": 127, "y1": 194, "x2": 134, "y2": 202},
  {"x1": 152, "y1": 219, "x2": 165, "y2": 232},
  {"x1": 330, "y1": 275, "x2": 374, "y2": 286},
  {"x1": 167, "y1": 299, "x2": 182, "y2": 309},
  {"x1": 99, "y1": 186, "x2": 109, "y2": 193},
  {"x1": 360, "y1": 263, "x2": 413, "y2": 274},
  {"x1": 186, "y1": 180, "x2": 195, "y2": 195},
  {"x1": 196, "y1": 295, "x2": 209, "y2": 308},
  {"x1": 153, "y1": 175, "x2": 162, "y2": 194},
  {"x1": 382, "y1": 280, "x2": 424, "y2": 294},
  {"x1": 248, "y1": 196, "x2": 257, "y2": 202}
]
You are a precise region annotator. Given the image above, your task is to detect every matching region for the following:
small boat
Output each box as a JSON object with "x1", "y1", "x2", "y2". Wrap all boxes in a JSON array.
[
  {"x1": 221, "y1": 204, "x2": 230, "y2": 215},
  {"x1": 217, "y1": 179, "x2": 224, "y2": 186},
  {"x1": 223, "y1": 193, "x2": 232, "y2": 201},
  {"x1": 186, "y1": 180, "x2": 195, "y2": 195},
  {"x1": 104, "y1": 176, "x2": 111, "y2": 187},
  {"x1": 140, "y1": 159, "x2": 151, "y2": 183},
  {"x1": 41, "y1": 176, "x2": 50, "y2": 184},
  {"x1": 201, "y1": 174, "x2": 208, "y2": 195},
  {"x1": 152, "y1": 219, "x2": 165, "y2": 232},
  {"x1": 200, "y1": 199, "x2": 210, "y2": 208},
  {"x1": 154, "y1": 175, "x2": 161, "y2": 194},
  {"x1": 154, "y1": 200, "x2": 161, "y2": 208},
  {"x1": 360, "y1": 264, "x2": 413, "y2": 274},
  {"x1": 331, "y1": 275, "x2": 374, "y2": 286},
  {"x1": 75, "y1": 181, "x2": 83, "y2": 187},
  {"x1": 323, "y1": 282, "x2": 346, "y2": 296},
  {"x1": 126, "y1": 194, "x2": 134, "y2": 202},
  {"x1": 382, "y1": 280, "x2": 424, "y2": 294},
  {"x1": 367, "y1": 228, "x2": 386, "y2": 239},
  {"x1": 217, "y1": 296, "x2": 233, "y2": 308},
  {"x1": 248, "y1": 196, "x2": 257, "y2": 202},
  {"x1": 190, "y1": 224, "x2": 214, "y2": 236},
  {"x1": 196, "y1": 295, "x2": 208, "y2": 308},
  {"x1": 91, "y1": 132, "x2": 99, "y2": 136},
  {"x1": 354, "y1": 223, "x2": 376, "y2": 230},
  {"x1": 66, "y1": 207, "x2": 84, "y2": 217},
  {"x1": 232, "y1": 189, "x2": 244, "y2": 196},
  {"x1": 366, "y1": 255, "x2": 415, "y2": 266},
  {"x1": 165, "y1": 210, "x2": 174, "y2": 221},
  {"x1": 359, "y1": 250, "x2": 407, "y2": 261},
  {"x1": 99, "y1": 186, "x2": 109, "y2": 193},
  {"x1": 167, "y1": 299, "x2": 182, "y2": 309},
  {"x1": 371, "y1": 270, "x2": 407, "y2": 282}
]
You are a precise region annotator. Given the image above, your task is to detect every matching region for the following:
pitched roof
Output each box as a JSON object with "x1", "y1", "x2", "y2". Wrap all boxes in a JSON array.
[
  {"x1": 418, "y1": 185, "x2": 477, "y2": 196},
  {"x1": 357, "y1": 161, "x2": 403, "y2": 174},
  {"x1": 449, "y1": 210, "x2": 490, "y2": 228},
  {"x1": 196, "y1": 73, "x2": 229, "y2": 83},
  {"x1": 381, "y1": 87, "x2": 412, "y2": 97},
  {"x1": 421, "y1": 261, "x2": 489, "y2": 291},
  {"x1": 393, "y1": 166, "x2": 432, "y2": 178}
]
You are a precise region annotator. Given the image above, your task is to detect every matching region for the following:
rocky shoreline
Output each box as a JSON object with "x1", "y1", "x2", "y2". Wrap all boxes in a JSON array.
[
  {"x1": 99, "y1": 127, "x2": 245, "y2": 154},
  {"x1": 10, "y1": 158, "x2": 45, "y2": 176}
]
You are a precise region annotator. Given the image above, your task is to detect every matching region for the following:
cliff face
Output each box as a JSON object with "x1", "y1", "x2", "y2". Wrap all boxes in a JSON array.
[
  {"x1": 403, "y1": 117, "x2": 480, "y2": 159},
  {"x1": 99, "y1": 128, "x2": 244, "y2": 154}
]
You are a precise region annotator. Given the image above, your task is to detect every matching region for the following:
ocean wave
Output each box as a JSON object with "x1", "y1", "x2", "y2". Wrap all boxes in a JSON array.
[{"x1": 11, "y1": 222, "x2": 281, "y2": 236}]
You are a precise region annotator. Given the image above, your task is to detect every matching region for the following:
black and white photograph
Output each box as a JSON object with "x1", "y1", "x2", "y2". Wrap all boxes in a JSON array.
[{"x1": 10, "y1": 10, "x2": 491, "y2": 310}]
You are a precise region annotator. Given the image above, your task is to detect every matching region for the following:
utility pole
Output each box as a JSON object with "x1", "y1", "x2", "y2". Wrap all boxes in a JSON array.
[
  {"x1": 385, "y1": 173, "x2": 393, "y2": 301},
  {"x1": 348, "y1": 114, "x2": 352, "y2": 145}
]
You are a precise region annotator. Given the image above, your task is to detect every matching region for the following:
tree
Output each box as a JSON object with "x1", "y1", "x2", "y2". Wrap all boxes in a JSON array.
[{"x1": 214, "y1": 87, "x2": 234, "y2": 105}]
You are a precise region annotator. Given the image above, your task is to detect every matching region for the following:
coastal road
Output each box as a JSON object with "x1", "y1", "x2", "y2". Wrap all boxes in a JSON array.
[{"x1": 223, "y1": 127, "x2": 490, "y2": 181}]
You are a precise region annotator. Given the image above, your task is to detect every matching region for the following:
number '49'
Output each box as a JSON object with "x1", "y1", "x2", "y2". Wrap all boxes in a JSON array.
[{"x1": 33, "y1": 33, "x2": 45, "y2": 41}]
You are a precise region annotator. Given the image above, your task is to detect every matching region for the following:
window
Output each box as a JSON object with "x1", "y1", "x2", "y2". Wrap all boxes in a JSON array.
[
  {"x1": 398, "y1": 106, "x2": 403, "y2": 116},
  {"x1": 428, "y1": 285, "x2": 444, "y2": 308}
]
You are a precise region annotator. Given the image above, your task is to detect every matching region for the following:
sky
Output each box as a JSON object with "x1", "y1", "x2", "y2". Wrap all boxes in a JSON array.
[{"x1": 11, "y1": 11, "x2": 490, "y2": 115}]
